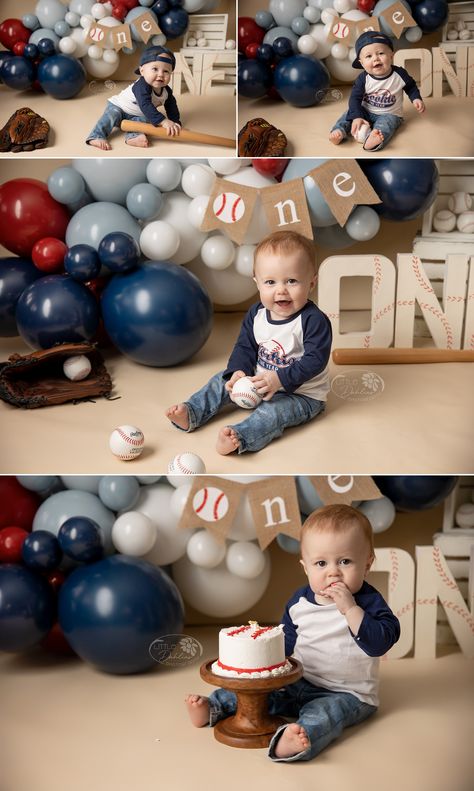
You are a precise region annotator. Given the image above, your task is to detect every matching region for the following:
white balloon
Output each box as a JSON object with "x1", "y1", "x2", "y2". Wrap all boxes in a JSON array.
[
  {"x1": 65, "y1": 11, "x2": 81, "y2": 26},
  {"x1": 345, "y1": 206, "x2": 380, "y2": 241},
  {"x1": 159, "y1": 192, "x2": 207, "y2": 265},
  {"x1": 187, "y1": 194, "x2": 209, "y2": 228},
  {"x1": 91, "y1": 2, "x2": 107, "y2": 18},
  {"x1": 68, "y1": 27, "x2": 89, "y2": 58},
  {"x1": 146, "y1": 159, "x2": 182, "y2": 191},
  {"x1": 80, "y1": 14, "x2": 94, "y2": 29},
  {"x1": 341, "y1": 9, "x2": 369, "y2": 21},
  {"x1": 172, "y1": 552, "x2": 271, "y2": 617},
  {"x1": 325, "y1": 53, "x2": 360, "y2": 83},
  {"x1": 186, "y1": 256, "x2": 258, "y2": 305},
  {"x1": 321, "y1": 8, "x2": 338, "y2": 24},
  {"x1": 186, "y1": 530, "x2": 227, "y2": 568},
  {"x1": 358, "y1": 497, "x2": 396, "y2": 533},
  {"x1": 112, "y1": 511, "x2": 157, "y2": 555},
  {"x1": 170, "y1": 483, "x2": 193, "y2": 519},
  {"x1": 228, "y1": 496, "x2": 258, "y2": 541},
  {"x1": 297, "y1": 34, "x2": 318, "y2": 55},
  {"x1": 59, "y1": 36, "x2": 77, "y2": 54},
  {"x1": 103, "y1": 48, "x2": 118, "y2": 64},
  {"x1": 234, "y1": 244, "x2": 256, "y2": 277},
  {"x1": 307, "y1": 23, "x2": 333, "y2": 59},
  {"x1": 331, "y1": 42, "x2": 349, "y2": 59},
  {"x1": 334, "y1": 0, "x2": 352, "y2": 12},
  {"x1": 404, "y1": 25, "x2": 422, "y2": 43},
  {"x1": 82, "y1": 53, "x2": 119, "y2": 78},
  {"x1": 207, "y1": 158, "x2": 242, "y2": 176},
  {"x1": 140, "y1": 220, "x2": 180, "y2": 260},
  {"x1": 200, "y1": 234, "x2": 235, "y2": 270},
  {"x1": 226, "y1": 541, "x2": 266, "y2": 579},
  {"x1": 181, "y1": 164, "x2": 216, "y2": 198},
  {"x1": 87, "y1": 44, "x2": 102, "y2": 58},
  {"x1": 134, "y1": 483, "x2": 189, "y2": 565}
]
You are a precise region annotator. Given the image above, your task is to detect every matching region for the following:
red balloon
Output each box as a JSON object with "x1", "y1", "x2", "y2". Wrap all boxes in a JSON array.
[
  {"x1": 0, "y1": 18, "x2": 31, "y2": 51},
  {"x1": 32, "y1": 237, "x2": 68, "y2": 273},
  {"x1": 0, "y1": 477, "x2": 41, "y2": 531},
  {"x1": 0, "y1": 526, "x2": 29, "y2": 563},
  {"x1": 245, "y1": 42, "x2": 260, "y2": 59},
  {"x1": 238, "y1": 17, "x2": 265, "y2": 53},
  {"x1": 0, "y1": 179, "x2": 70, "y2": 257},
  {"x1": 112, "y1": 5, "x2": 127, "y2": 20},
  {"x1": 41, "y1": 622, "x2": 76, "y2": 655},
  {"x1": 45, "y1": 569, "x2": 66, "y2": 594},
  {"x1": 13, "y1": 41, "x2": 27, "y2": 56},
  {"x1": 357, "y1": 0, "x2": 376, "y2": 12},
  {"x1": 252, "y1": 158, "x2": 290, "y2": 179}
]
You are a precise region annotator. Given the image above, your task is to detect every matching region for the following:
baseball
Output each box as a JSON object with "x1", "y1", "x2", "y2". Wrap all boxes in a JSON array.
[
  {"x1": 447, "y1": 29, "x2": 458, "y2": 40},
  {"x1": 213, "y1": 192, "x2": 245, "y2": 224},
  {"x1": 459, "y1": 29, "x2": 472, "y2": 40},
  {"x1": 109, "y1": 425, "x2": 145, "y2": 461},
  {"x1": 168, "y1": 452, "x2": 206, "y2": 475},
  {"x1": 193, "y1": 486, "x2": 229, "y2": 522},
  {"x1": 354, "y1": 122, "x2": 371, "y2": 144},
  {"x1": 455, "y1": 502, "x2": 474, "y2": 528},
  {"x1": 231, "y1": 376, "x2": 262, "y2": 409},
  {"x1": 63, "y1": 354, "x2": 92, "y2": 381},
  {"x1": 433, "y1": 209, "x2": 457, "y2": 233},
  {"x1": 456, "y1": 211, "x2": 474, "y2": 233},
  {"x1": 448, "y1": 191, "x2": 472, "y2": 214}
]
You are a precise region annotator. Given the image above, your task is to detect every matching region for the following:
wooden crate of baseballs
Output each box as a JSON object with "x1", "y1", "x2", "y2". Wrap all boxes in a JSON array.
[
  {"x1": 442, "y1": 1, "x2": 474, "y2": 45},
  {"x1": 182, "y1": 14, "x2": 228, "y2": 50}
]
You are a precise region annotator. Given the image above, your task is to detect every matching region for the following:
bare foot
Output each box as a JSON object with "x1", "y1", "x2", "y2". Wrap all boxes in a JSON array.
[
  {"x1": 364, "y1": 129, "x2": 384, "y2": 151},
  {"x1": 88, "y1": 138, "x2": 111, "y2": 150},
  {"x1": 329, "y1": 129, "x2": 344, "y2": 145},
  {"x1": 126, "y1": 134, "x2": 149, "y2": 148},
  {"x1": 185, "y1": 694, "x2": 210, "y2": 727},
  {"x1": 165, "y1": 404, "x2": 190, "y2": 431},
  {"x1": 216, "y1": 427, "x2": 240, "y2": 455},
  {"x1": 275, "y1": 723, "x2": 310, "y2": 758}
]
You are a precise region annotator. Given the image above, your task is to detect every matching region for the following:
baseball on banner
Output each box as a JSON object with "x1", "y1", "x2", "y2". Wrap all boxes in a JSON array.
[
  {"x1": 332, "y1": 21, "x2": 350, "y2": 39},
  {"x1": 456, "y1": 211, "x2": 474, "y2": 233},
  {"x1": 109, "y1": 425, "x2": 145, "y2": 461},
  {"x1": 63, "y1": 355, "x2": 92, "y2": 381},
  {"x1": 168, "y1": 452, "x2": 206, "y2": 475},
  {"x1": 213, "y1": 192, "x2": 245, "y2": 224},
  {"x1": 193, "y1": 486, "x2": 229, "y2": 522},
  {"x1": 433, "y1": 209, "x2": 456, "y2": 233},
  {"x1": 448, "y1": 191, "x2": 472, "y2": 214},
  {"x1": 231, "y1": 376, "x2": 262, "y2": 409}
]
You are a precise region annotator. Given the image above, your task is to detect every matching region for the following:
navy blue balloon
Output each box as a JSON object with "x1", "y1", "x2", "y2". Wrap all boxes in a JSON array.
[
  {"x1": 38, "y1": 54, "x2": 86, "y2": 100},
  {"x1": 274, "y1": 55, "x2": 330, "y2": 107},
  {"x1": 359, "y1": 159, "x2": 439, "y2": 221},
  {"x1": 37, "y1": 37, "x2": 57, "y2": 57},
  {"x1": 152, "y1": 0, "x2": 170, "y2": 14},
  {"x1": 15, "y1": 274, "x2": 99, "y2": 350},
  {"x1": 412, "y1": 0, "x2": 448, "y2": 32},
  {"x1": 58, "y1": 517, "x2": 104, "y2": 563},
  {"x1": 98, "y1": 232, "x2": 140, "y2": 273},
  {"x1": 373, "y1": 476, "x2": 458, "y2": 512},
  {"x1": 168, "y1": 0, "x2": 184, "y2": 6},
  {"x1": 101, "y1": 261, "x2": 213, "y2": 367},
  {"x1": 158, "y1": 8, "x2": 189, "y2": 39},
  {"x1": 0, "y1": 50, "x2": 14, "y2": 82},
  {"x1": 64, "y1": 244, "x2": 101, "y2": 281},
  {"x1": 273, "y1": 36, "x2": 293, "y2": 58},
  {"x1": 58, "y1": 555, "x2": 184, "y2": 674},
  {"x1": 238, "y1": 58, "x2": 273, "y2": 98},
  {"x1": 22, "y1": 530, "x2": 62, "y2": 571},
  {"x1": 1, "y1": 56, "x2": 35, "y2": 91},
  {"x1": 256, "y1": 43, "x2": 275, "y2": 63},
  {"x1": 0, "y1": 564, "x2": 56, "y2": 652},
  {"x1": 23, "y1": 43, "x2": 39, "y2": 60},
  {"x1": 0, "y1": 257, "x2": 43, "y2": 337}
]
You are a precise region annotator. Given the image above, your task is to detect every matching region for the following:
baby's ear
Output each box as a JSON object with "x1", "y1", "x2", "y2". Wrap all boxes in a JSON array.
[{"x1": 299, "y1": 558, "x2": 308, "y2": 575}]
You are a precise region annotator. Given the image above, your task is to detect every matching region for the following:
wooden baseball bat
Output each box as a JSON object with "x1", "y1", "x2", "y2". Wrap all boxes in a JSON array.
[
  {"x1": 332, "y1": 348, "x2": 474, "y2": 364},
  {"x1": 121, "y1": 120, "x2": 235, "y2": 148}
]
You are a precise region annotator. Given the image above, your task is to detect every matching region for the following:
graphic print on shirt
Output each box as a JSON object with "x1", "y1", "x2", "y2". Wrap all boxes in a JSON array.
[
  {"x1": 363, "y1": 87, "x2": 396, "y2": 111},
  {"x1": 257, "y1": 338, "x2": 296, "y2": 371}
]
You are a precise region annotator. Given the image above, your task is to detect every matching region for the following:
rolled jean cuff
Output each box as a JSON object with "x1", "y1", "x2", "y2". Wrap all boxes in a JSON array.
[
  {"x1": 267, "y1": 724, "x2": 311, "y2": 763},
  {"x1": 169, "y1": 403, "x2": 193, "y2": 432}
]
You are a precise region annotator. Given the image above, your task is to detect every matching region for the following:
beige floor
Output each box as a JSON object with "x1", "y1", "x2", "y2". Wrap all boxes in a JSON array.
[{"x1": 0, "y1": 628, "x2": 472, "y2": 791}]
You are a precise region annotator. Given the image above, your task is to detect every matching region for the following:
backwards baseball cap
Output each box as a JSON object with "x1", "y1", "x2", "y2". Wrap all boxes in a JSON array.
[
  {"x1": 134, "y1": 45, "x2": 176, "y2": 74},
  {"x1": 351, "y1": 31, "x2": 394, "y2": 69}
]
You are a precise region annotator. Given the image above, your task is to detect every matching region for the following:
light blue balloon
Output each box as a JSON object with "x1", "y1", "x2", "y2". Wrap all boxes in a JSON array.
[
  {"x1": 296, "y1": 477, "x2": 324, "y2": 515},
  {"x1": 269, "y1": 0, "x2": 306, "y2": 27},
  {"x1": 61, "y1": 476, "x2": 102, "y2": 493},
  {"x1": 263, "y1": 26, "x2": 298, "y2": 50},
  {"x1": 345, "y1": 206, "x2": 381, "y2": 242},
  {"x1": 22, "y1": 14, "x2": 40, "y2": 31},
  {"x1": 16, "y1": 476, "x2": 59, "y2": 493},
  {"x1": 291, "y1": 17, "x2": 310, "y2": 35},
  {"x1": 373, "y1": 0, "x2": 411, "y2": 37},
  {"x1": 122, "y1": 44, "x2": 137, "y2": 55},
  {"x1": 66, "y1": 202, "x2": 141, "y2": 250},
  {"x1": 136, "y1": 476, "x2": 163, "y2": 484},
  {"x1": 33, "y1": 489, "x2": 115, "y2": 554},
  {"x1": 69, "y1": 0, "x2": 95, "y2": 14},
  {"x1": 276, "y1": 533, "x2": 301, "y2": 554},
  {"x1": 29, "y1": 28, "x2": 60, "y2": 48},
  {"x1": 36, "y1": 0, "x2": 66, "y2": 29},
  {"x1": 315, "y1": 223, "x2": 354, "y2": 250},
  {"x1": 48, "y1": 166, "x2": 86, "y2": 204},
  {"x1": 72, "y1": 159, "x2": 150, "y2": 204},
  {"x1": 54, "y1": 21, "x2": 71, "y2": 37},
  {"x1": 139, "y1": 0, "x2": 155, "y2": 5},
  {"x1": 312, "y1": 0, "x2": 334, "y2": 9},
  {"x1": 125, "y1": 6, "x2": 159, "y2": 42},
  {"x1": 66, "y1": 189, "x2": 93, "y2": 214},
  {"x1": 183, "y1": 0, "x2": 207, "y2": 12},
  {"x1": 98, "y1": 476, "x2": 140, "y2": 511},
  {"x1": 126, "y1": 183, "x2": 163, "y2": 220},
  {"x1": 282, "y1": 159, "x2": 337, "y2": 227},
  {"x1": 150, "y1": 34, "x2": 167, "y2": 46},
  {"x1": 255, "y1": 10, "x2": 275, "y2": 29}
]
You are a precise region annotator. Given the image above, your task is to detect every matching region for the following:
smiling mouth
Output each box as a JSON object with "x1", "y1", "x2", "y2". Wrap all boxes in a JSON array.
[{"x1": 275, "y1": 300, "x2": 292, "y2": 307}]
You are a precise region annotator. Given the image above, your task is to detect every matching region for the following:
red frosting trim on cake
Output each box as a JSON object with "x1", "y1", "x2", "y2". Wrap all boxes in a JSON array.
[
  {"x1": 251, "y1": 626, "x2": 274, "y2": 639},
  {"x1": 227, "y1": 625, "x2": 252, "y2": 636},
  {"x1": 215, "y1": 659, "x2": 288, "y2": 674}
]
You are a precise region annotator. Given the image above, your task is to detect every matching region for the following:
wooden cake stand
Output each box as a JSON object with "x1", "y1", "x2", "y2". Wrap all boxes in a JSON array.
[{"x1": 200, "y1": 657, "x2": 303, "y2": 749}]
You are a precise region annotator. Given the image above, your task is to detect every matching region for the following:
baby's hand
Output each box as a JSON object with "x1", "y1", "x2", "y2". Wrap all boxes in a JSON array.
[
  {"x1": 319, "y1": 581, "x2": 356, "y2": 615},
  {"x1": 250, "y1": 370, "x2": 281, "y2": 401},
  {"x1": 160, "y1": 119, "x2": 181, "y2": 136},
  {"x1": 225, "y1": 370, "x2": 247, "y2": 393},
  {"x1": 350, "y1": 117, "x2": 368, "y2": 137},
  {"x1": 413, "y1": 98, "x2": 425, "y2": 114}
]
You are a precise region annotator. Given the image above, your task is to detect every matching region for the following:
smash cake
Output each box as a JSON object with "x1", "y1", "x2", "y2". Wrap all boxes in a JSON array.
[{"x1": 211, "y1": 621, "x2": 292, "y2": 679}]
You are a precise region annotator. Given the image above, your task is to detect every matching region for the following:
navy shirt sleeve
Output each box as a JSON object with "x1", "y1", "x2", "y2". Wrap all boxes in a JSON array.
[
  {"x1": 222, "y1": 303, "x2": 259, "y2": 380},
  {"x1": 278, "y1": 304, "x2": 332, "y2": 393},
  {"x1": 164, "y1": 86, "x2": 181, "y2": 124},
  {"x1": 281, "y1": 585, "x2": 314, "y2": 656},
  {"x1": 132, "y1": 78, "x2": 181, "y2": 125},
  {"x1": 346, "y1": 72, "x2": 370, "y2": 122},
  {"x1": 352, "y1": 582, "x2": 400, "y2": 656},
  {"x1": 393, "y1": 65, "x2": 422, "y2": 103}
]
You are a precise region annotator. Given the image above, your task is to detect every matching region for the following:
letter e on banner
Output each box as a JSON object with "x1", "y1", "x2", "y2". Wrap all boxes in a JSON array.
[
  {"x1": 309, "y1": 160, "x2": 381, "y2": 227},
  {"x1": 380, "y1": 1, "x2": 416, "y2": 38}
]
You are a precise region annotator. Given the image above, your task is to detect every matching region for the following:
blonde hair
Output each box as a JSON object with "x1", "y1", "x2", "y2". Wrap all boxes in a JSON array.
[
  {"x1": 254, "y1": 231, "x2": 316, "y2": 276},
  {"x1": 301, "y1": 504, "x2": 375, "y2": 562}
]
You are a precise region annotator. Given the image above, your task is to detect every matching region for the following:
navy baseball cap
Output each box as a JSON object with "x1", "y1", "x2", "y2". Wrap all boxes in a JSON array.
[
  {"x1": 351, "y1": 31, "x2": 394, "y2": 69},
  {"x1": 134, "y1": 45, "x2": 176, "y2": 74}
]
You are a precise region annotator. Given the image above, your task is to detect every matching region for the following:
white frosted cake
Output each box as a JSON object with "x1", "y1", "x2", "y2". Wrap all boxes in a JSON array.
[{"x1": 211, "y1": 621, "x2": 292, "y2": 679}]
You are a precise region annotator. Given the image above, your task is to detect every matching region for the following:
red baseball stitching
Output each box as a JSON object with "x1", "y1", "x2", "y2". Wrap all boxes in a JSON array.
[
  {"x1": 195, "y1": 487, "x2": 208, "y2": 514},
  {"x1": 215, "y1": 193, "x2": 226, "y2": 217},
  {"x1": 418, "y1": 302, "x2": 454, "y2": 348},
  {"x1": 390, "y1": 549, "x2": 399, "y2": 593},
  {"x1": 231, "y1": 196, "x2": 242, "y2": 223},
  {"x1": 433, "y1": 546, "x2": 458, "y2": 589},
  {"x1": 441, "y1": 599, "x2": 474, "y2": 634},
  {"x1": 214, "y1": 492, "x2": 225, "y2": 521}
]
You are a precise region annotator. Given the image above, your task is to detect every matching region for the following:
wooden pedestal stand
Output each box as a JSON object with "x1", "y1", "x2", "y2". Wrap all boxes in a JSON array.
[{"x1": 200, "y1": 657, "x2": 303, "y2": 749}]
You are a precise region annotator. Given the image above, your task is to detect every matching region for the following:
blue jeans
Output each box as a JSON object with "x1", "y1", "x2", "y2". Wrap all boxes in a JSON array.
[
  {"x1": 86, "y1": 101, "x2": 147, "y2": 143},
  {"x1": 173, "y1": 371, "x2": 325, "y2": 453},
  {"x1": 209, "y1": 678, "x2": 377, "y2": 762},
  {"x1": 331, "y1": 109, "x2": 403, "y2": 150}
]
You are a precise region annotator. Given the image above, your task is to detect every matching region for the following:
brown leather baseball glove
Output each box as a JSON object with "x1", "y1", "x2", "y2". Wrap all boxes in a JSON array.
[
  {"x1": 238, "y1": 117, "x2": 287, "y2": 157},
  {"x1": 0, "y1": 107, "x2": 50, "y2": 153},
  {"x1": 0, "y1": 342, "x2": 113, "y2": 408}
]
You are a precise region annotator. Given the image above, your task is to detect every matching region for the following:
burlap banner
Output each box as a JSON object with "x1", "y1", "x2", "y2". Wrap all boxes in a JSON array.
[
  {"x1": 309, "y1": 160, "x2": 381, "y2": 227},
  {"x1": 380, "y1": 2, "x2": 417, "y2": 39},
  {"x1": 259, "y1": 178, "x2": 314, "y2": 241},
  {"x1": 355, "y1": 16, "x2": 381, "y2": 37},
  {"x1": 85, "y1": 11, "x2": 161, "y2": 51},
  {"x1": 327, "y1": 17, "x2": 358, "y2": 47},
  {"x1": 309, "y1": 476, "x2": 382, "y2": 505},
  {"x1": 200, "y1": 177, "x2": 258, "y2": 244},
  {"x1": 178, "y1": 476, "x2": 244, "y2": 544},
  {"x1": 246, "y1": 477, "x2": 302, "y2": 550}
]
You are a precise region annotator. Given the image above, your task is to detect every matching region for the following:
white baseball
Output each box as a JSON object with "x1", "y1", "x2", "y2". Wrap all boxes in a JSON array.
[
  {"x1": 63, "y1": 355, "x2": 92, "y2": 381},
  {"x1": 456, "y1": 20, "x2": 466, "y2": 31},
  {"x1": 193, "y1": 486, "x2": 229, "y2": 522},
  {"x1": 447, "y1": 29, "x2": 458, "y2": 40},
  {"x1": 354, "y1": 122, "x2": 371, "y2": 144},
  {"x1": 433, "y1": 209, "x2": 456, "y2": 232},
  {"x1": 213, "y1": 192, "x2": 245, "y2": 224},
  {"x1": 459, "y1": 29, "x2": 472, "y2": 41},
  {"x1": 455, "y1": 503, "x2": 474, "y2": 528},
  {"x1": 168, "y1": 452, "x2": 206, "y2": 475},
  {"x1": 332, "y1": 21, "x2": 349, "y2": 39},
  {"x1": 187, "y1": 36, "x2": 197, "y2": 46},
  {"x1": 231, "y1": 376, "x2": 262, "y2": 409},
  {"x1": 197, "y1": 37, "x2": 207, "y2": 47},
  {"x1": 109, "y1": 425, "x2": 145, "y2": 461},
  {"x1": 456, "y1": 211, "x2": 474, "y2": 233},
  {"x1": 225, "y1": 39, "x2": 236, "y2": 50},
  {"x1": 448, "y1": 191, "x2": 472, "y2": 214}
]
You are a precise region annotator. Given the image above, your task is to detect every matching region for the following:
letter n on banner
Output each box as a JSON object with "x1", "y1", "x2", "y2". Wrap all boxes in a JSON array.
[
  {"x1": 112, "y1": 24, "x2": 132, "y2": 52},
  {"x1": 200, "y1": 177, "x2": 257, "y2": 244},
  {"x1": 247, "y1": 477, "x2": 302, "y2": 550},
  {"x1": 178, "y1": 476, "x2": 244, "y2": 543},
  {"x1": 259, "y1": 179, "x2": 314, "y2": 240},
  {"x1": 309, "y1": 160, "x2": 381, "y2": 227}
]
